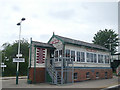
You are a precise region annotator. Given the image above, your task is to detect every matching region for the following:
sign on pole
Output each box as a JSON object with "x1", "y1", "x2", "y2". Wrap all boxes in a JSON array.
[
  {"x1": 1, "y1": 63, "x2": 4, "y2": 65},
  {"x1": 16, "y1": 54, "x2": 22, "y2": 57},
  {"x1": 13, "y1": 58, "x2": 25, "y2": 62},
  {"x1": 1, "y1": 65, "x2": 7, "y2": 67}
]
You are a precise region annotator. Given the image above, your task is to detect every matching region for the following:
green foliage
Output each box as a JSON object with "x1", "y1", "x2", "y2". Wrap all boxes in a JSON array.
[
  {"x1": 92, "y1": 29, "x2": 119, "y2": 54},
  {"x1": 2, "y1": 38, "x2": 29, "y2": 76}
]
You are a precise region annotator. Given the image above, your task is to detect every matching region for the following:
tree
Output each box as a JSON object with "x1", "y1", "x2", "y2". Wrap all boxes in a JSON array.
[
  {"x1": 92, "y1": 29, "x2": 119, "y2": 54},
  {"x1": 1, "y1": 38, "x2": 29, "y2": 76}
]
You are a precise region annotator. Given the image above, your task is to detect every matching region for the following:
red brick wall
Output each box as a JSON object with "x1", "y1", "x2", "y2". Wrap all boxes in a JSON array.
[
  {"x1": 29, "y1": 67, "x2": 112, "y2": 83},
  {"x1": 74, "y1": 68, "x2": 113, "y2": 82},
  {"x1": 29, "y1": 68, "x2": 45, "y2": 83}
]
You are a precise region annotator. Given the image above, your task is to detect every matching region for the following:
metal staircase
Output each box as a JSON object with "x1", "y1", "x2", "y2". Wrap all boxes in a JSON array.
[
  {"x1": 46, "y1": 63, "x2": 63, "y2": 84},
  {"x1": 46, "y1": 57, "x2": 74, "y2": 85}
]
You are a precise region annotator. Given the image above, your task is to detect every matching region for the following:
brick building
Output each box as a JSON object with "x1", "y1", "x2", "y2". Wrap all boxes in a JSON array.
[{"x1": 28, "y1": 33, "x2": 112, "y2": 84}]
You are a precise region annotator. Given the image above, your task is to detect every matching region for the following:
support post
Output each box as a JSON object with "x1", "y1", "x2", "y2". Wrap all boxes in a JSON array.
[
  {"x1": 33, "y1": 47, "x2": 36, "y2": 83},
  {"x1": 16, "y1": 21, "x2": 21, "y2": 85},
  {"x1": 72, "y1": 58, "x2": 74, "y2": 83},
  {"x1": 61, "y1": 57, "x2": 63, "y2": 84},
  {"x1": 2, "y1": 67, "x2": 4, "y2": 77},
  {"x1": 45, "y1": 59, "x2": 47, "y2": 82},
  {"x1": 27, "y1": 38, "x2": 32, "y2": 80}
]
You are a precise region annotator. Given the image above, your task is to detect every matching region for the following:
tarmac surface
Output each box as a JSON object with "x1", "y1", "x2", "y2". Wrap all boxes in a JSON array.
[{"x1": 1, "y1": 76, "x2": 120, "y2": 89}]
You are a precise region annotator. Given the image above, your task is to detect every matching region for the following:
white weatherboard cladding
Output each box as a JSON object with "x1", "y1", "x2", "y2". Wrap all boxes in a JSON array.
[
  {"x1": 50, "y1": 37, "x2": 63, "y2": 49},
  {"x1": 54, "y1": 62, "x2": 110, "y2": 67},
  {"x1": 31, "y1": 45, "x2": 47, "y2": 68},
  {"x1": 73, "y1": 62, "x2": 110, "y2": 67}
]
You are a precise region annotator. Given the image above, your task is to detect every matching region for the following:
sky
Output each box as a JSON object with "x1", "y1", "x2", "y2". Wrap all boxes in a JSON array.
[{"x1": 0, "y1": 0, "x2": 118, "y2": 50}]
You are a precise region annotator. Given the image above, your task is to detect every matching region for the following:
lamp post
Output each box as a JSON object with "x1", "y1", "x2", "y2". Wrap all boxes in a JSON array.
[{"x1": 16, "y1": 18, "x2": 25, "y2": 85}]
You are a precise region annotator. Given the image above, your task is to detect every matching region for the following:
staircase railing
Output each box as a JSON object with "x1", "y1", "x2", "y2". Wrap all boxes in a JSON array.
[
  {"x1": 47, "y1": 63, "x2": 57, "y2": 84},
  {"x1": 46, "y1": 57, "x2": 74, "y2": 85}
]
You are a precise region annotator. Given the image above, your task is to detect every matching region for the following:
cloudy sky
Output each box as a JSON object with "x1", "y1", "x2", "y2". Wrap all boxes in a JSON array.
[{"x1": 0, "y1": 0, "x2": 118, "y2": 49}]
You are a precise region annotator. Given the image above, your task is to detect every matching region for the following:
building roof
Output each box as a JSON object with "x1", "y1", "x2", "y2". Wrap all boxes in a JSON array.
[
  {"x1": 55, "y1": 35, "x2": 109, "y2": 51},
  {"x1": 32, "y1": 41, "x2": 55, "y2": 49}
]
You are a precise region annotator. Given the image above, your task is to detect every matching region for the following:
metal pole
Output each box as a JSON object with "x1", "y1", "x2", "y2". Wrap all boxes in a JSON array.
[
  {"x1": 2, "y1": 67, "x2": 4, "y2": 77},
  {"x1": 16, "y1": 18, "x2": 25, "y2": 85},
  {"x1": 16, "y1": 21, "x2": 21, "y2": 85},
  {"x1": 33, "y1": 47, "x2": 36, "y2": 83},
  {"x1": 109, "y1": 43, "x2": 111, "y2": 64},
  {"x1": 61, "y1": 57, "x2": 63, "y2": 84}
]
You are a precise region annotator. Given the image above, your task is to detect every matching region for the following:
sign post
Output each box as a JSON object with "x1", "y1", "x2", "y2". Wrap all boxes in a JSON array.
[{"x1": 15, "y1": 18, "x2": 25, "y2": 85}]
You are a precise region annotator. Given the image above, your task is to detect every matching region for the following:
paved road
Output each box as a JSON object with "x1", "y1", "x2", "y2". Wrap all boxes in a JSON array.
[{"x1": 1, "y1": 76, "x2": 120, "y2": 89}]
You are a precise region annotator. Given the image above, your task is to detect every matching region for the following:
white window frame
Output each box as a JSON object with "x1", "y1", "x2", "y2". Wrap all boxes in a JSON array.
[
  {"x1": 74, "y1": 73, "x2": 78, "y2": 80},
  {"x1": 54, "y1": 49, "x2": 62, "y2": 62}
]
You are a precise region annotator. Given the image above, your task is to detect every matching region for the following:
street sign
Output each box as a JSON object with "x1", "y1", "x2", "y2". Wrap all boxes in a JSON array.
[
  {"x1": 16, "y1": 54, "x2": 22, "y2": 57},
  {"x1": 1, "y1": 63, "x2": 4, "y2": 65},
  {"x1": 1, "y1": 65, "x2": 7, "y2": 67},
  {"x1": 13, "y1": 58, "x2": 25, "y2": 62}
]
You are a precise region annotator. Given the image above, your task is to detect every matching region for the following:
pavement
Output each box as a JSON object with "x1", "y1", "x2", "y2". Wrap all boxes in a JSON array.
[
  {"x1": 1, "y1": 76, "x2": 120, "y2": 89},
  {"x1": 0, "y1": 76, "x2": 27, "y2": 80}
]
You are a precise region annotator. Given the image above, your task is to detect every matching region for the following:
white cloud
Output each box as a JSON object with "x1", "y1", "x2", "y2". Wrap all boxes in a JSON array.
[{"x1": 0, "y1": 0, "x2": 118, "y2": 49}]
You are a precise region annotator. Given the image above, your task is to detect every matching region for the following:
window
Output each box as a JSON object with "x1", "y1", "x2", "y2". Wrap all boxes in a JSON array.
[
  {"x1": 93, "y1": 54, "x2": 97, "y2": 63},
  {"x1": 59, "y1": 50, "x2": 62, "y2": 61},
  {"x1": 77, "y1": 52, "x2": 81, "y2": 62},
  {"x1": 74, "y1": 73, "x2": 78, "y2": 80},
  {"x1": 98, "y1": 54, "x2": 104, "y2": 63},
  {"x1": 71, "y1": 50, "x2": 75, "y2": 61},
  {"x1": 86, "y1": 72, "x2": 90, "y2": 79},
  {"x1": 98, "y1": 54, "x2": 100, "y2": 63},
  {"x1": 86, "y1": 53, "x2": 93, "y2": 63},
  {"x1": 55, "y1": 51, "x2": 58, "y2": 61},
  {"x1": 90, "y1": 53, "x2": 93, "y2": 62},
  {"x1": 50, "y1": 50, "x2": 54, "y2": 58},
  {"x1": 81, "y1": 52, "x2": 85, "y2": 62},
  {"x1": 59, "y1": 50, "x2": 62, "y2": 57},
  {"x1": 101, "y1": 55, "x2": 103, "y2": 63},
  {"x1": 77, "y1": 52, "x2": 85, "y2": 62},
  {"x1": 105, "y1": 55, "x2": 109, "y2": 64},
  {"x1": 87, "y1": 53, "x2": 90, "y2": 62},
  {"x1": 96, "y1": 72, "x2": 99, "y2": 78},
  {"x1": 66, "y1": 49, "x2": 70, "y2": 61},
  {"x1": 105, "y1": 72, "x2": 107, "y2": 79},
  {"x1": 66, "y1": 49, "x2": 70, "y2": 57}
]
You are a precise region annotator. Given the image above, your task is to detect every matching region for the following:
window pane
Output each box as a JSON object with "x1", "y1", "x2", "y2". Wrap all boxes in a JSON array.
[
  {"x1": 91, "y1": 53, "x2": 93, "y2": 62},
  {"x1": 81, "y1": 52, "x2": 85, "y2": 62},
  {"x1": 98, "y1": 54, "x2": 101, "y2": 63},
  {"x1": 87, "y1": 53, "x2": 90, "y2": 62},
  {"x1": 105, "y1": 72, "x2": 107, "y2": 78},
  {"x1": 101, "y1": 55, "x2": 103, "y2": 63},
  {"x1": 71, "y1": 50, "x2": 75, "y2": 61},
  {"x1": 66, "y1": 49, "x2": 70, "y2": 57},
  {"x1": 55, "y1": 51, "x2": 58, "y2": 61},
  {"x1": 77, "y1": 52, "x2": 80, "y2": 62},
  {"x1": 105, "y1": 55, "x2": 109, "y2": 64},
  {"x1": 94, "y1": 54, "x2": 97, "y2": 63},
  {"x1": 74, "y1": 73, "x2": 77, "y2": 79},
  {"x1": 96, "y1": 72, "x2": 99, "y2": 78},
  {"x1": 86, "y1": 72, "x2": 90, "y2": 78},
  {"x1": 59, "y1": 50, "x2": 62, "y2": 61},
  {"x1": 59, "y1": 50, "x2": 62, "y2": 57}
]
